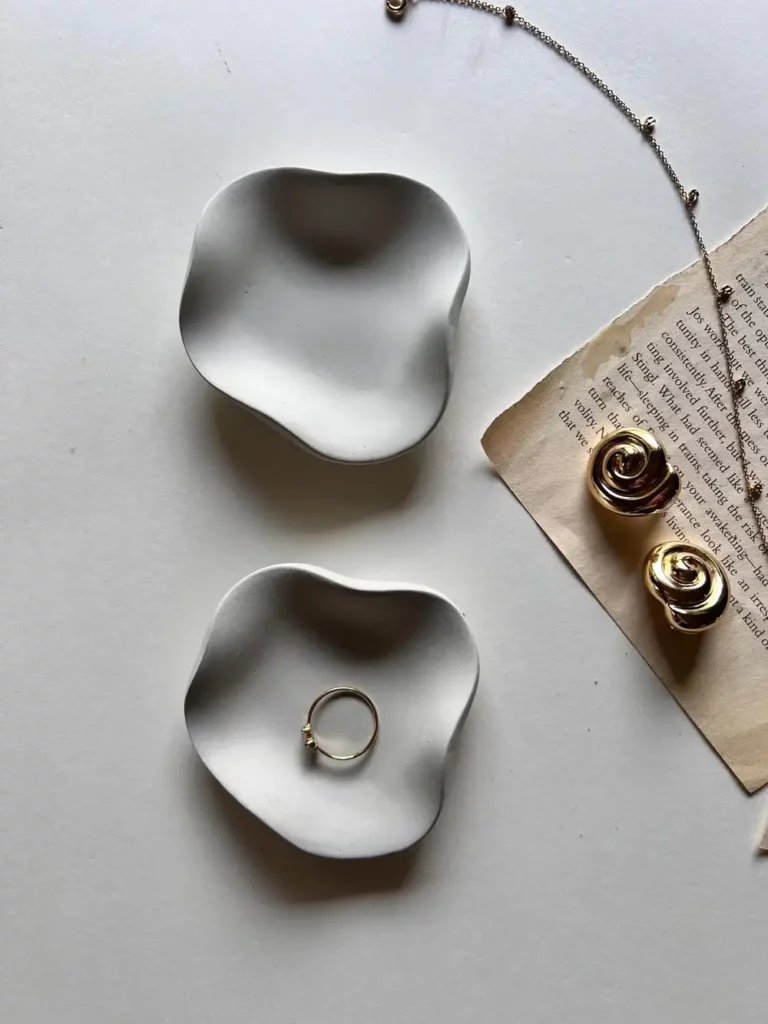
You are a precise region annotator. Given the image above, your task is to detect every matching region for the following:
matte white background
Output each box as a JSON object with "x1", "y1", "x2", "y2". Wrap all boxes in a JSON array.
[{"x1": 2, "y1": 0, "x2": 767, "y2": 1020}]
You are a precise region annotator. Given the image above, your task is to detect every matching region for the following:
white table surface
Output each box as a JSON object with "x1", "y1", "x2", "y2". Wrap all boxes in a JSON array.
[{"x1": 3, "y1": 1, "x2": 768, "y2": 1020}]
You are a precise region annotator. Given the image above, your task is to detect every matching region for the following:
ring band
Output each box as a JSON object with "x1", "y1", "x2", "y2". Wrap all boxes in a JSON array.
[{"x1": 301, "y1": 687, "x2": 379, "y2": 761}]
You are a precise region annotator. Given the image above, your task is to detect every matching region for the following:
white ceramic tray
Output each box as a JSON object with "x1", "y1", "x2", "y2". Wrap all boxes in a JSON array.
[
  {"x1": 180, "y1": 168, "x2": 470, "y2": 462},
  {"x1": 184, "y1": 564, "x2": 479, "y2": 859}
]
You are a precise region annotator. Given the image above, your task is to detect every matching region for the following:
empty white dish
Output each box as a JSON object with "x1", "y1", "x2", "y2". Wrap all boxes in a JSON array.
[
  {"x1": 184, "y1": 564, "x2": 479, "y2": 859},
  {"x1": 179, "y1": 168, "x2": 471, "y2": 462}
]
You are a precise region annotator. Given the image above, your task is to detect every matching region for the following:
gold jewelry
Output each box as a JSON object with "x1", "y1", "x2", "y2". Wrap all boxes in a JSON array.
[
  {"x1": 588, "y1": 428, "x2": 680, "y2": 517},
  {"x1": 301, "y1": 687, "x2": 380, "y2": 761},
  {"x1": 388, "y1": 0, "x2": 768, "y2": 559},
  {"x1": 644, "y1": 542, "x2": 729, "y2": 633}
]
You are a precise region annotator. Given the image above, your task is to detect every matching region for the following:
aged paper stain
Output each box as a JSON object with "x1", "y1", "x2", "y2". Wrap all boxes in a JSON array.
[{"x1": 581, "y1": 284, "x2": 680, "y2": 378}]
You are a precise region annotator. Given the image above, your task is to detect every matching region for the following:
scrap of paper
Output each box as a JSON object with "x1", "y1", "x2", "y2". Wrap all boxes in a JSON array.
[{"x1": 483, "y1": 207, "x2": 768, "y2": 793}]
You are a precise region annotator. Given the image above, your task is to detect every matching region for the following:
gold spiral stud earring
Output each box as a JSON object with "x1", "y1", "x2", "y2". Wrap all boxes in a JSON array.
[
  {"x1": 644, "y1": 542, "x2": 729, "y2": 633},
  {"x1": 588, "y1": 428, "x2": 680, "y2": 516}
]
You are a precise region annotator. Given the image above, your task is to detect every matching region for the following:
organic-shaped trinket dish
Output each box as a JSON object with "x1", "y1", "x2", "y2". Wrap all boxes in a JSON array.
[
  {"x1": 184, "y1": 564, "x2": 479, "y2": 858},
  {"x1": 180, "y1": 168, "x2": 470, "y2": 462}
]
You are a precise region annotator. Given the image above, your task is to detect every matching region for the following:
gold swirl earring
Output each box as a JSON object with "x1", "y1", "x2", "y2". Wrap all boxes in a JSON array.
[
  {"x1": 644, "y1": 542, "x2": 729, "y2": 633},
  {"x1": 588, "y1": 428, "x2": 680, "y2": 516}
]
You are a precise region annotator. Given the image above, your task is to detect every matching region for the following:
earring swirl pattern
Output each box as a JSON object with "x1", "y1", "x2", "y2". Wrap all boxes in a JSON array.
[
  {"x1": 644, "y1": 542, "x2": 729, "y2": 633},
  {"x1": 588, "y1": 428, "x2": 680, "y2": 516}
]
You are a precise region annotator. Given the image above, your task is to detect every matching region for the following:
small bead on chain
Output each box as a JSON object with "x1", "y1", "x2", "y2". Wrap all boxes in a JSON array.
[
  {"x1": 385, "y1": 0, "x2": 408, "y2": 20},
  {"x1": 641, "y1": 116, "x2": 656, "y2": 135}
]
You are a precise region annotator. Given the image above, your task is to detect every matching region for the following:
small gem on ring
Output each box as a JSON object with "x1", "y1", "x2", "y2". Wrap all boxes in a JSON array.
[{"x1": 302, "y1": 687, "x2": 379, "y2": 762}]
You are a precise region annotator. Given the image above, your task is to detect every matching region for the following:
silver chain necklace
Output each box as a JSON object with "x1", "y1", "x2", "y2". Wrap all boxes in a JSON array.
[{"x1": 386, "y1": 0, "x2": 768, "y2": 557}]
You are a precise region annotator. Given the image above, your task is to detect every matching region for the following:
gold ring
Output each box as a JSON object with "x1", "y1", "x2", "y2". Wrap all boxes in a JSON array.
[{"x1": 301, "y1": 687, "x2": 379, "y2": 761}]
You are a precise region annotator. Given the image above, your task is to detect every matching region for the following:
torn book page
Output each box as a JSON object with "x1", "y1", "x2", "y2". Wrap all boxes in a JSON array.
[{"x1": 483, "y1": 206, "x2": 768, "y2": 793}]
